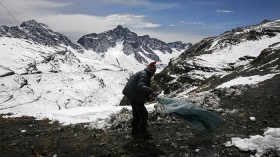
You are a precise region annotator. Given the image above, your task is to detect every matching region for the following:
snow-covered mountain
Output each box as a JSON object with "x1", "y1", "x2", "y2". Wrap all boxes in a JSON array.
[
  {"x1": 154, "y1": 19, "x2": 280, "y2": 95},
  {"x1": 0, "y1": 20, "x2": 82, "y2": 51},
  {"x1": 0, "y1": 20, "x2": 191, "y2": 73},
  {"x1": 78, "y1": 25, "x2": 192, "y2": 72},
  {"x1": 0, "y1": 35, "x2": 130, "y2": 122}
]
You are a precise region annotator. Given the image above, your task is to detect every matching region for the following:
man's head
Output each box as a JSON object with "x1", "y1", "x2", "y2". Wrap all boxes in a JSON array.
[{"x1": 147, "y1": 61, "x2": 157, "y2": 74}]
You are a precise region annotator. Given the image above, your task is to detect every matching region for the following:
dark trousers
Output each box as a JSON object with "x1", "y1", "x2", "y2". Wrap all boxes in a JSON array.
[{"x1": 130, "y1": 100, "x2": 148, "y2": 134}]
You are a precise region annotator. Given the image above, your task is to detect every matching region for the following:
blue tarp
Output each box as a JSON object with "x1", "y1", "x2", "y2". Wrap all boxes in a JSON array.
[{"x1": 156, "y1": 96, "x2": 224, "y2": 131}]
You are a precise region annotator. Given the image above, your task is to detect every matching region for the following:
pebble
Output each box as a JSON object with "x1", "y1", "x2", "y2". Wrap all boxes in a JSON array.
[
  {"x1": 8, "y1": 142, "x2": 17, "y2": 146},
  {"x1": 249, "y1": 117, "x2": 256, "y2": 121},
  {"x1": 125, "y1": 135, "x2": 131, "y2": 139}
]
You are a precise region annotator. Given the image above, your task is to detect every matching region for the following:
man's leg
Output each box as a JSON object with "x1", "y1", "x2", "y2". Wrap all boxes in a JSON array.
[
  {"x1": 131, "y1": 105, "x2": 139, "y2": 135},
  {"x1": 132, "y1": 102, "x2": 148, "y2": 133}
]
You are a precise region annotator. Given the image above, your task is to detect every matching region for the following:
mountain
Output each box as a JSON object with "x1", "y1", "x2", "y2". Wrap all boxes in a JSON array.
[
  {"x1": 0, "y1": 20, "x2": 191, "y2": 73},
  {"x1": 77, "y1": 25, "x2": 192, "y2": 71},
  {"x1": 153, "y1": 19, "x2": 280, "y2": 95}
]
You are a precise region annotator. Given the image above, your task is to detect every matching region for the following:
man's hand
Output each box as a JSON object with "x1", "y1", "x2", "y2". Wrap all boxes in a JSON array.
[{"x1": 150, "y1": 92, "x2": 159, "y2": 98}]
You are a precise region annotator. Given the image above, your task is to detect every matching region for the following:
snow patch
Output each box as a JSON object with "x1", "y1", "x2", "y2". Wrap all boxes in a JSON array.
[
  {"x1": 226, "y1": 128, "x2": 280, "y2": 157},
  {"x1": 217, "y1": 73, "x2": 278, "y2": 88}
]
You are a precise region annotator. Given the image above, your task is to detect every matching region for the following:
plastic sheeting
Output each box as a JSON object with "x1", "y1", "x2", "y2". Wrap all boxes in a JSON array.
[{"x1": 156, "y1": 96, "x2": 223, "y2": 131}]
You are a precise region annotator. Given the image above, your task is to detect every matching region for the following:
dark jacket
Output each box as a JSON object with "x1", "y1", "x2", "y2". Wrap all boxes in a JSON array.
[{"x1": 122, "y1": 69, "x2": 154, "y2": 104}]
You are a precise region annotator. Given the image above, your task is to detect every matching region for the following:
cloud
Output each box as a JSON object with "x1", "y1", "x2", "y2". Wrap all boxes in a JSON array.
[
  {"x1": 97, "y1": 0, "x2": 179, "y2": 10},
  {"x1": 0, "y1": 0, "x2": 72, "y2": 25},
  {"x1": 216, "y1": 10, "x2": 234, "y2": 13},
  {"x1": 105, "y1": 14, "x2": 161, "y2": 28},
  {"x1": 35, "y1": 13, "x2": 160, "y2": 41},
  {"x1": 179, "y1": 21, "x2": 206, "y2": 25},
  {"x1": 135, "y1": 29, "x2": 205, "y2": 44}
]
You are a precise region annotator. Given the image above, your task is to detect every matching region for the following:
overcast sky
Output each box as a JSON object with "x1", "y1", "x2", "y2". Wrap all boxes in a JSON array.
[{"x1": 0, "y1": 0, "x2": 280, "y2": 44}]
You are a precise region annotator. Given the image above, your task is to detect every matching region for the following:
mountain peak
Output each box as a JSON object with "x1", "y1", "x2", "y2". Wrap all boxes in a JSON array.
[
  {"x1": 260, "y1": 19, "x2": 273, "y2": 24},
  {"x1": 20, "y1": 20, "x2": 48, "y2": 29},
  {"x1": 116, "y1": 25, "x2": 124, "y2": 29},
  {"x1": 113, "y1": 25, "x2": 131, "y2": 33},
  {"x1": 20, "y1": 20, "x2": 39, "y2": 26},
  {"x1": 0, "y1": 20, "x2": 80, "y2": 49}
]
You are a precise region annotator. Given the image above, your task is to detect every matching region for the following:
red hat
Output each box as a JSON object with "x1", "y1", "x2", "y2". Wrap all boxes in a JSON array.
[{"x1": 147, "y1": 61, "x2": 157, "y2": 74}]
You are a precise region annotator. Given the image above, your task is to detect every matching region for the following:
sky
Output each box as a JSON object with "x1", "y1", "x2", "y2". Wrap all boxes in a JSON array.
[{"x1": 0, "y1": 0, "x2": 280, "y2": 44}]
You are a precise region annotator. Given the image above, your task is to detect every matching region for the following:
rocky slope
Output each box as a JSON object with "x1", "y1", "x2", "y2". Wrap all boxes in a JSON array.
[{"x1": 153, "y1": 19, "x2": 280, "y2": 95}]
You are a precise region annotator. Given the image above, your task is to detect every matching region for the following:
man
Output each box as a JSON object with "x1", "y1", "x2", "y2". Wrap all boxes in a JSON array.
[{"x1": 122, "y1": 61, "x2": 158, "y2": 138}]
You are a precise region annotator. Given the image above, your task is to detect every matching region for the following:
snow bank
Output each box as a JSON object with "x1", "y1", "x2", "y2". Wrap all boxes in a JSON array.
[{"x1": 225, "y1": 128, "x2": 280, "y2": 157}]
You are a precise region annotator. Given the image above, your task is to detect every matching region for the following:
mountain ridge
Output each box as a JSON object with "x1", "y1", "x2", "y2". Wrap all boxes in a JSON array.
[{"x1": 0, "y1": 20, "x2": 191, "y2": 68}]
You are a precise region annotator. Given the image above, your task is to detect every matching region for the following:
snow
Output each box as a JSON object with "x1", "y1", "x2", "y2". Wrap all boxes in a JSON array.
[
  {"x1": 199, "y1": 34, "x2": 280, "y2": 69},
  {"x1": 101, "y1": 42, "x2": 186, "y2": 73},
  {"x1": 226, "y1": 128, "x2": 280, "y2": 157},
  {"x1": 186, "y1": 34, "x2": 280, "y2": 80},
  {"x1": 0, "y1": 70, "x2": 129, "y2": 117},
  {"x1": 42, "y1": 103, "x2": 155, "y2": 125},
  {"x1": 103, "y1": 41, "x2": 145, "y2": 72},
  {"x1": 216, "y1": 73, "x2": 278, "y2": 88}
]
